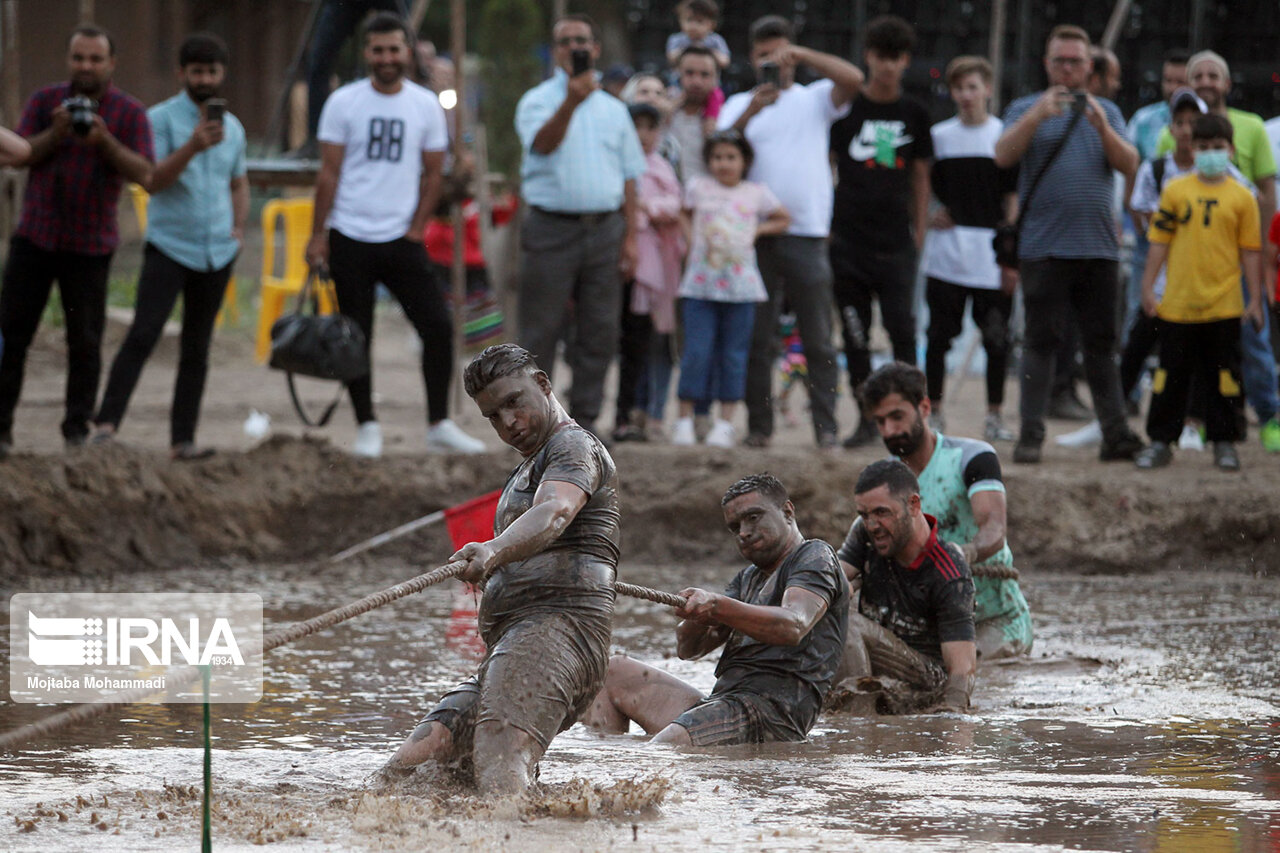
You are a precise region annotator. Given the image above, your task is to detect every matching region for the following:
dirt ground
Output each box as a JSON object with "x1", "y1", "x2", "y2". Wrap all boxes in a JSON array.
[{"x1": 1, "y1": 308, "x2": 1277, "y2": 583}]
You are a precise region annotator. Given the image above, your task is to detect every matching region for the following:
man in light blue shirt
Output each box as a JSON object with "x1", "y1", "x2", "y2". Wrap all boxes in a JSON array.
[
  {"x1": 514, "y1": 13, "x2": 645, "y2": 437},
  {"x1": 94, "y1": 33, "x2": 247, "y2": 459}
]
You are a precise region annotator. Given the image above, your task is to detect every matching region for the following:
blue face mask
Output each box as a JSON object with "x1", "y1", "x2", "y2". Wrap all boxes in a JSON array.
[{"x1": 1195, "y1": 149, "x2": 1231, "y2": 177}]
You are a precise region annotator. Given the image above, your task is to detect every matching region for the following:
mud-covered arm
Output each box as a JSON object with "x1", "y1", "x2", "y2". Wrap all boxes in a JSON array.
[
  {"x1": 939, "y1": 640, "x2": 977, "y2": 710},
  {"x1": 452, "y1": 479, "x2": 590, "y2": 583},
  {"x1": 676, "y1": 585, "x2": 828, "y2": 656},
  {"x1": 967, "y1": 489, "x2": 1008, "y2": 566}
]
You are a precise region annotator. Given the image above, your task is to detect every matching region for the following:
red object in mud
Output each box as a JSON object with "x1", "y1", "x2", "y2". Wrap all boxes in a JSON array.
[{"x1": 443, "y1": 489, "x2": 501, "y2": 550}]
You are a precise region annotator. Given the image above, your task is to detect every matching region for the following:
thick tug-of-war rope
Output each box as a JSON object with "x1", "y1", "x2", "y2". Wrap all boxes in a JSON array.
[{"x1": 0, "y1": 562, "x2": 684, "y2": 752}]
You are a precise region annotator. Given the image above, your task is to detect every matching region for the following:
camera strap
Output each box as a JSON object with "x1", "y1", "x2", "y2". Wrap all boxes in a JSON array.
[{"x1": 1014, "y1": 107, "x2": 1084, "y2": 230}]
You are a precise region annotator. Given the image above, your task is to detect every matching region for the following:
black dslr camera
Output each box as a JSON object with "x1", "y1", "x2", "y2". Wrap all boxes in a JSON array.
[{"x1": 61, "y1": 95, "x2": 98, "y2": 137}]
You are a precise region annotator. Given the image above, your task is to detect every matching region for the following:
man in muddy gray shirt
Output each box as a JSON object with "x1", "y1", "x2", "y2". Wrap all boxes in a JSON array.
[
  {"x1": 382, "y1": 344, "x2": 618, "y2": 794},
  {"x1": 583, "y1": 473, "x2": 848, "y2": 745}
]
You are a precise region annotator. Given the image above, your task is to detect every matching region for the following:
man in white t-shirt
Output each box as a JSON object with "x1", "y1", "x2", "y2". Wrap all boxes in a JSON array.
[
  {"x1": 305, "y1": 13, "x2": 483, "y2": 458},
  {"x1": 717, "y1": 14, "x2": 863, "y2": 449}
]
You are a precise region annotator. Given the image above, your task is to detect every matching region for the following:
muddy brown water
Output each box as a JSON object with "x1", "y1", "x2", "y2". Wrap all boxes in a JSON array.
[{"x1": 1, "y1": 560, "x2": 1277, "y2": 851}]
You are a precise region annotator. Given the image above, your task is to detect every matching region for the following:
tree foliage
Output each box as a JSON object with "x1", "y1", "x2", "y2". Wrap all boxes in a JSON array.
[{"x1": 475, "y1": 0, "x2": 547, "y2": 186}]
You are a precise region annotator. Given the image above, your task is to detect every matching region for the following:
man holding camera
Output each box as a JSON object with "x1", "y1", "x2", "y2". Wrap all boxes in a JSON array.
[
  {"x1": 514, "y1": 14, "x2": 645, "y2": 439},
  {"x1": 0, "y1": 25, "x2": 152, "y2": 458},
  {"x1": 994, "y1": 24, "x2": 1143, "y2": 464},
  {"x1": 92, "y1": 33, "x2": 247, "y2": 459},
  {"x1": 717, "y1": 14, "x2": 863, "y2": 450}
]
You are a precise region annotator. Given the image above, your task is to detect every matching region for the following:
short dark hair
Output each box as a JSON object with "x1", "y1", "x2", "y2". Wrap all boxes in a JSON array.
[
  {"x1": 463, "y1": 344, "x2": 543, "y2": 398},
  {"x1": 1192, "y1": 113, "x2": 1234, "y2": 144},
  {"x1": 865, "y1": 15, "x2": 916, "y2": 57},
  {"x1": 677, "y1": 45, "x2": 718, "y2": 68},
  {"x1": 555, "y1": 13, "x2": 599, "y2": 42},
  {"x1": 703, "y1": 129, "x2": 754, "y2": 172},
  {"x1": 363, "y1": 12, "x2": 412, "y2": 44},
  {"x1": 854, "y1": 459, "x2": 920, "y2": 503},
  {"x1": 1163, "y1": 48, "x2": 1192, "y2": 66},
  {"x1": 860, "y1": 361, "x2": 928, "y2": 410},
  {"x1": 70, "y1": 24, "x2": 115, "y2": 57},
  {"x1": 628, "y1": 101, "x2": 661, "y2": 128},
  {"x1": 750, "y1": 14, "x2": 794, "y2": 45},
  {"x1": 179, "y1": 32, "x2": 229, "y2": 67},
  {"x1": 722, "y1": 473, "x2": 789, "y2": 508},
  {"x1": 1090, "y1": 47, "x2": 1112, "y2": 79},
  {"x1": 945, "y1": 55, "x2": 993, "y2": 87},
  {"x1": 678, "y1": 0, "x2": 719, "y2": 23}
]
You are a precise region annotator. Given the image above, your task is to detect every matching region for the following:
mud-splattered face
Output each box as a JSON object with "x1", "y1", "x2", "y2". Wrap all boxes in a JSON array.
[
  {"x1": 723, "y1": 491, "x2": 793, "y2": 568},
  {"x1": 854, "y1": 484, "x2": 916, "y2": 559},
  {"x1": 472, "y1": 372, "x2": 554, "y2": 456}
]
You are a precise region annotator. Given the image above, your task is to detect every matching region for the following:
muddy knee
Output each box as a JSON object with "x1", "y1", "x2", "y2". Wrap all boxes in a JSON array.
[{"x1": 473, "y1": 721, "x2": 541, "y2": 795}]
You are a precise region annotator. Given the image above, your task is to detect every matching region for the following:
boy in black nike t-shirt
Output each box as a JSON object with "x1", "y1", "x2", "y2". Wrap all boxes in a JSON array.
[{"x1": 829, "y1": 15, "x2": 934, "y2": 447}]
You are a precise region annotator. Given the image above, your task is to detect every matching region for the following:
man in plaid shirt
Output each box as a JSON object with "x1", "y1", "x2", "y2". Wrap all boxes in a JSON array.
[{"x1": 0, "y1": 25, "x2": 152, "y2": 457}]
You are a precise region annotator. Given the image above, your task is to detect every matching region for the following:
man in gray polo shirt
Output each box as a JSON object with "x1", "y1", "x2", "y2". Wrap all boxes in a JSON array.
[{"x1": 994, "y1": 24, "x2": 1144, "y2": 463}]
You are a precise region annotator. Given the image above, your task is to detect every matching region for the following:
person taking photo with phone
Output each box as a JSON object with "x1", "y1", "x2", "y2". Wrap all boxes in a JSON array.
[
  {"x1": 92, "y1": 32, "x2": 247, "y2": 460},
  {"x1": 994, "y1": 24, "x2": 1143, "y2": 465},
  {"x1": 513, "y1": 14, "x2": 646, "y2": 441}
]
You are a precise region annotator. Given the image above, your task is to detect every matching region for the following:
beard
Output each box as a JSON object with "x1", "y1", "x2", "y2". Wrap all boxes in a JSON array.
[
  {"x1": 186, "y1": 84, "x2": 218, "y2": 103},
  {"x1": 883, "y1": 416, "x2": 926, "y2": 458}
]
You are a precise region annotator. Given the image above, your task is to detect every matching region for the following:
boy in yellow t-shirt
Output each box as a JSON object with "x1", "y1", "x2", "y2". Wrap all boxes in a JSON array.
[{"x1": 1137, "y1": 113, "x2": 1264, "y2": 471}]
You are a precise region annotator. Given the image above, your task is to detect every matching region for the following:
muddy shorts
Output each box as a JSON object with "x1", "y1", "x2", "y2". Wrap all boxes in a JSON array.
[
  {"x1": 973, "y1": 575, "x2": 1033, "y2": 660},
  {"x1": 422, "y1": 609, "x2": 610, "y2": 754},
  {"x1": 844, "y1": 612, "x2": 948, "y2": 710},
  {"x1": 672, "y1": 692, "x2": 806, "y2": 747}
]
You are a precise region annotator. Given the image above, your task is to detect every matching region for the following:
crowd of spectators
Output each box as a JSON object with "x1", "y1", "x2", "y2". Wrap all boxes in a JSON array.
[{"x1": 2, "y1": 7, "x2": 1279, "y2": 474}]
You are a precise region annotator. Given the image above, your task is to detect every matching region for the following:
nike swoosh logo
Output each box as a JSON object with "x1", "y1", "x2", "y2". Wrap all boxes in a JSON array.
[{"x1": 848, "y1": 139, "x2": 879, "y2": 160}]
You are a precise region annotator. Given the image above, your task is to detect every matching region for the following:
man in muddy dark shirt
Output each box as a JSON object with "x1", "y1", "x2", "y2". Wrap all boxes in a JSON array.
[
  {"x1": 583, "y1": 473, "x2": 848, "y2": 745},
  {"x1": 381, "y1": 343, "x2": 618, "y2": 794},
  {"x1": 834, "y1": 458, "x2": 977, "y2": 713}
]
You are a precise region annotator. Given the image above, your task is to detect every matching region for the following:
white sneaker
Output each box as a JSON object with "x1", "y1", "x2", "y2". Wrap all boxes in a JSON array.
[
  {"x1": 671, "y1": 417, "x2": 696, "y2": 446},
  {"x1": 1178, "y1": 423, "x2": 1206, "y2": 451},
  {"x1": 353, "y1": 421, "x2": 383, "y2": 458},
  {"x1": 705, "y1": 419, "x2": 736, "y2": 448},
  {"x1": 1054, "y1": 419, "x2": 1102, "y2": 448},
  {"x1": 426, "y1": 419, "x2": 486, "y2": 454}
]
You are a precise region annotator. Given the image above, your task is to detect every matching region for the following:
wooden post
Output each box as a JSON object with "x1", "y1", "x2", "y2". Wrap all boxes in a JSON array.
[
  {"x1": 1189, "y1": 0, "x2": 1207, "y2": 51},
  {"x1": 78, "y1": 0, "x2": 94, "y2": 23},
  {"x1": 1, "y1": 0, "x2": 21, "y2": 248},
  {"x1": 449, "y1": 0, "x2": 467, "y2": 414},
  {"x1": 1100, "y1": 0, "x2": 1132, "y2": 51},
  {"x1": 988, "y1": 0, "x2": 1008, "y2": 113},
  {"x1": 409, "y1": 0, "x2": 432, "y2": 32}
]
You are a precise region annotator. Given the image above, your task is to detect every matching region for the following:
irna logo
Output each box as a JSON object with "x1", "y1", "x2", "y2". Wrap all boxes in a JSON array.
[{"x1": 27, "y1": 611, "x2": 245, "y2": 667}]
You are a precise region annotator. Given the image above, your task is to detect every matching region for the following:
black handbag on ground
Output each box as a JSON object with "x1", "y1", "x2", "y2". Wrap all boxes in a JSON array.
[
  {"x1": 268, "y1": 270, "x2": 369, "y2": 427},
  {"x1": 992, "y1": 106, "x2": 1084, "y2": 270}
]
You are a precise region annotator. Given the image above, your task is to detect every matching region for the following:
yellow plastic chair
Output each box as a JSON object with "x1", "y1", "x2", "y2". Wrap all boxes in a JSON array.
[
  {"x1": 127, "y1": 183, "x2": 240, "y2": 328},
  {"x1": 255, "y1": 197, "x2": 337, "y2": 362}
]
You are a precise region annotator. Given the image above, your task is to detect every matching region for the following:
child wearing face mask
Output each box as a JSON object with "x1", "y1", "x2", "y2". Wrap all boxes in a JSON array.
[{"x1": 1135, "y1": 112, "x2": 1265, "y2": 472}]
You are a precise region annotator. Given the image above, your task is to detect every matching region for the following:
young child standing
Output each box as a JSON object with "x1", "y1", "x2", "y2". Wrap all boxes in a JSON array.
[
  {"x1": 1135, "y1": 113, "x2": 1264, "y2": 471},
  {"x1": 672, "y1": 131, "x2": 789, "y2": 447},
  {"x1": 665, "y1": 0, "x2": 728, "y2": 121}
]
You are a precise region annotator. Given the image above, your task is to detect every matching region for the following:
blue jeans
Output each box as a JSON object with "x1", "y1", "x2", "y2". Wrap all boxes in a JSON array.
[
  {"x1": 1124, "y1": 232, "x2": 1149, "y2": 346},
  {"x1": 678, "y1": 299, "x2": 755, "y2": 403},
  {"x1": 1240, "y1": 276, "x2": 1279, "y2": 422}
]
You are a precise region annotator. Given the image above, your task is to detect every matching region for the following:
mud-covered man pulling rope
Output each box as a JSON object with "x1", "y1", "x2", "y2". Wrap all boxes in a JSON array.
[
  {"x1": 381, "y1": 344, "x2": 620, "y2": 794},
  {"x1": 582, "y1": 473, "x2": 849, "y2": 745}
]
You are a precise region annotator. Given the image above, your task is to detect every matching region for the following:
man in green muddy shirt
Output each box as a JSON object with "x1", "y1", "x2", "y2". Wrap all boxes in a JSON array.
[
  {"x1": 380, "y1": 343, "x2": 619, "y2": 794},
  {"x1": 851, "y1": 361, "x2": 1031, "y2": 658}
]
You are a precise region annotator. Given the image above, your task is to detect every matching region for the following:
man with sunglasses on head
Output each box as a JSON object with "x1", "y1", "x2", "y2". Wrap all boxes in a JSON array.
[{"x1": 514, "y1": 14, "x2": 646, "y2": 441}]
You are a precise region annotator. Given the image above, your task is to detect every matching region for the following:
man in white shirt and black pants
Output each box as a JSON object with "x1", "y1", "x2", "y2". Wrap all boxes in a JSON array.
[{"x1": 305, "y1": 12, "x2": 483, "y2": 457}]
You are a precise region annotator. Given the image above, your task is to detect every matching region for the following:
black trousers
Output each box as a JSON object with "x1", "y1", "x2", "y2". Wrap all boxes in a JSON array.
[
  {"x1": 830, "y1": 235, "x2": 918, "y2": 397},
  {"x1": 95, "y1": 244, "x2": 232, "y2": 446},
  {"x1": 924, "y1": 276, "x2": 1013, "y2": 408},
  {"x1": 329, "y1": 229, "x2": 454, "y2": 425},
  {"x1": 0, "y1": 236, "x2": 112, "y2": 441},
  {"x1": 1146, "y1": 317, "x2": 1245, "y2": 444},
  {"x1": 615, "y1": 279, "x2": 653, "y2": 426}
]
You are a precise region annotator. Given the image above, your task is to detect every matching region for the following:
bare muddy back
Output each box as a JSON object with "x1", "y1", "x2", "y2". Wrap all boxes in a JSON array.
[{"x1": 2, "y1": 559, "x2": 1276, "y2": 850}]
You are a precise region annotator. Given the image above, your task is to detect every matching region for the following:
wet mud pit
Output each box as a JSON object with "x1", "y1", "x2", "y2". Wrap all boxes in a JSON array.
[{"x1": 2, "y1": 557, "x2": 1277, "y2": 851}]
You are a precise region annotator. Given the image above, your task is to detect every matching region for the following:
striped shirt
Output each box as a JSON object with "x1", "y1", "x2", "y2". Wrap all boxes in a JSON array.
[
  {"x1": 515, "y1": 69, "x2": 646, "y2": 213},
  {"x1": 1003, "y1": 94, "x2": 1127, "y2": 261}
]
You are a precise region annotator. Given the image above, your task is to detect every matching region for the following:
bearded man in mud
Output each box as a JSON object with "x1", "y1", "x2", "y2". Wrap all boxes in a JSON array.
[
  {"x1": 832, "y1": 459, "x2": 977, "y2": 714},
  {"x1": 582, "y1": 473, "x2": 849, "y2": 745},
  {"x1": 856, "y1": 361, "x2": 1032, "y2": 660},
  {"x1": 381, "y1": 343, "x2": 619, "y2": 794}
]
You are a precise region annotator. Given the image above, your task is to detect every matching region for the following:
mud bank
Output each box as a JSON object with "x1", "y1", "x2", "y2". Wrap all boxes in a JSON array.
[{"x1": 1, "y1": 436, "x2": 1275, "y2": 581}]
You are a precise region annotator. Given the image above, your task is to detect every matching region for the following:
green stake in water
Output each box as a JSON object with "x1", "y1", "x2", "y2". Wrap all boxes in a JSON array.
[{"x1": 202, "y1": 664, "x2": 212, "y2": 853}]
